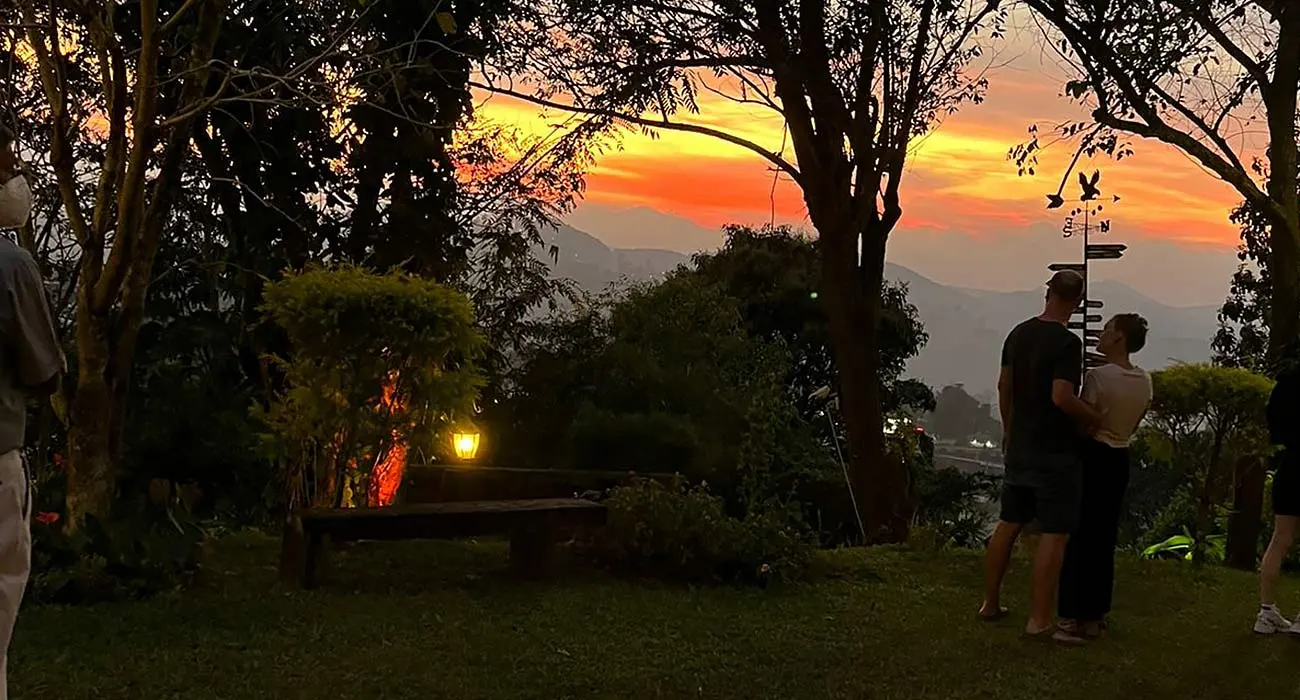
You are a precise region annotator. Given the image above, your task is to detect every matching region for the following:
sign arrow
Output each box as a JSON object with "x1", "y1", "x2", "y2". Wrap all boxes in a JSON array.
[
  {"x1": 1085, "y1": 329, "x2": 1102, "y2": 338},
  {"x1": 1085, "y1": 299, "x2": 1104, "y2": 308},
  {"x1": 1049, "y1": 262, "x2": 1086, "y2": 273},
  {"x1": 1086, "y1": 337, "x2": 1100, "y2": 347},
  {"x1": 1085, "y1": 351, "x2": 1108, "y2": 367},
  {"x1": 1086, "y1": 243, "x2": 1127, "y2": 260}
]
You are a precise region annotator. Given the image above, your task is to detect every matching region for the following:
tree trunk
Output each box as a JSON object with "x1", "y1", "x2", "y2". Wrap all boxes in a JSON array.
[
  {"x1": 64, "y1": 308, "x2": 119, "y2": 526},
  {"x1": 820, "y1": 218, "x2": 912, "y2": 544},
  {"x1": 1265, "y1": 5, "x2": 1300, "y2": 357},
  {"x1": 1226, "y1": 455, "x2": 1266, "y2": 571}
]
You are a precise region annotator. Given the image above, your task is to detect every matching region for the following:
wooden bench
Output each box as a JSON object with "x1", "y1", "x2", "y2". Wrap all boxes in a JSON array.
[{"x1": 282, "y1": 498, "x2": 607, "y2": 589}]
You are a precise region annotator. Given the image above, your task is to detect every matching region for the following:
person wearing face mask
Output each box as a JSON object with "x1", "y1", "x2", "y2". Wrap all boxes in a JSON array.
[{"x1": 0, "y1": 124, "x2": 64, "y2": 700}]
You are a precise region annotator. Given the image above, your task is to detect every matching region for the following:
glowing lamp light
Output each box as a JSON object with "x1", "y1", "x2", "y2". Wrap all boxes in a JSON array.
[{"x1": 452, "y1": 431, "x2": 481, "y2": 461}]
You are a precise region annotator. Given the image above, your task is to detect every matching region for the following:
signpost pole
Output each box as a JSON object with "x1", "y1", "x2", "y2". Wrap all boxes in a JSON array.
[{"x1": 1047, "y1": 172, "x2": 1125, "y2": 372}]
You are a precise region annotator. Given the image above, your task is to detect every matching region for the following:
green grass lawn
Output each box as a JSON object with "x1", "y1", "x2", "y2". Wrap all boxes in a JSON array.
[{"x1": 14, "y1": 534, "x2": 1300, "y2": 700}]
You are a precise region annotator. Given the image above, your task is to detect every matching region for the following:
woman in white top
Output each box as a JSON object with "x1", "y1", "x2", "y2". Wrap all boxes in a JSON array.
[{"x1": 1057, "y1": 313, "x2": 1154, "y2": 640}]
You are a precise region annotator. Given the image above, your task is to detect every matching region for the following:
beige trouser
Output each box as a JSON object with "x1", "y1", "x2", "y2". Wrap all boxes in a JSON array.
[{"x1": 0, "y1": 451, "x2": 30, "y2": 700}]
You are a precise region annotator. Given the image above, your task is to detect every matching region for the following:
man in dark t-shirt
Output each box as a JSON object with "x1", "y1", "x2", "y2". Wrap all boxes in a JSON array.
[{"x1": 979, "y1": 270, "x2": 1099, "y2": 642}]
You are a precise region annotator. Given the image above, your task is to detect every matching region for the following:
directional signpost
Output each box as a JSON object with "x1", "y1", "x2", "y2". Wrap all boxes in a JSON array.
[
  {"x1": 1045, "y1": 172, "x2": 1127, "y2": 373},
  {"x1": 1086, "y1": 243, "x2": 1127, "y2": 260}
]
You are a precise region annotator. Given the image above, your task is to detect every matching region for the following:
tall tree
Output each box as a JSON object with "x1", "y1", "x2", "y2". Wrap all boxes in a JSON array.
[
  {"x1": 17, "y1": 0, "x2": 234, "y2": 525},
  {"x1": 483, "y1": 0, "x2": 1006, "y2": 542},
  {"x1": 10, "y1": 0, "x2": 525, "y2": 525},
  {"x1": 1022, "y1": 0, "x2": 1300, "y2": 362}
]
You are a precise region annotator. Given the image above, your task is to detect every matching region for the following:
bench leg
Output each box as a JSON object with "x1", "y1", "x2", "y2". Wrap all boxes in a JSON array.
[
  {"x1": 279, "y1": 516, "x2": 306, "y2": 587},
  {"x1": 302, "y1": 532, "x2": 325, "y2": 590},
  {"x1": 510, "y1": 519, "x2": 557, "y2": 577}
]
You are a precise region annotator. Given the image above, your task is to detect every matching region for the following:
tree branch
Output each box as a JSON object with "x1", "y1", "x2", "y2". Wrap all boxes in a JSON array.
[
  {"x1": 470, "y1": 81, "x2": 802, "y2": 186},
  {"x1": 1168, "y1": 0, "x2": 1271, "y2": 89}
]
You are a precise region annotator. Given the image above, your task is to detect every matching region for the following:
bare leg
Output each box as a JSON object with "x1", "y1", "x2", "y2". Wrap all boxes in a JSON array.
[
  {"x1": 1261, "y1": 516, "x2": 1298, "y2": 607},
  {"x1": 1027, "y1": 533, "x2": 1070, "y2": 633},
  {"x1": 981, "y1": 520, "x2": 1023, "y2": 616}
]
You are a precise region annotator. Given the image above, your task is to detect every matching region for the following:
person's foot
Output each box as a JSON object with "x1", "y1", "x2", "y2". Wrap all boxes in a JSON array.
[
  {"x1": 1022, "y1": 623, "x2": 1087, "y2": 646},
  {"x1": 978, "y1": 603, "x2": 1009, "y2": 622},
  {"x1": 1254, "y1": 605, "x2": 1293, "y2": 634}
]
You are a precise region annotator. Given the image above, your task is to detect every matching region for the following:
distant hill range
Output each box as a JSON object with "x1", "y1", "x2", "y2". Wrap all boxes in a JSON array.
[{"x1": 541, "y1": 223, "x2": 1219, "y2": 397}]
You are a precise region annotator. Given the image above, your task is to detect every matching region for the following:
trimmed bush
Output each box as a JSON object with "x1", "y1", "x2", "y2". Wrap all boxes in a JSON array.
[
  {"x1": 260, "y1": 265, "x2": 485, "y2": 510},
  {"x1": 588, "y1": 478, "x2": 813, "y2": 585}
]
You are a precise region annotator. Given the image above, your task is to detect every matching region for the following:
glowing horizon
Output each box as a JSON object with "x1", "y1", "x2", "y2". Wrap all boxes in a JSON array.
[{"x1": 472, "y1": 65, "x2": 1246, "y2": 253}]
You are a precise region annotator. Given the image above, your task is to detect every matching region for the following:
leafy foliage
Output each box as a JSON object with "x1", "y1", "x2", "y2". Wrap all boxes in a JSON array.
[
  {"x1": 926, "y1": 384, "x2": 1000, "y2": 443},
  {"x1": 4, "y1": 0, "x2": 579, "y2": 525},
  {"x1": 498, "y1": 273, "x2": 816, "y2": 500},
  {"x1": 912, "y1": 467, "x2": 1000, "y2": 549},
  {"x1": 588, "y1": 478, "x2": 813, "y2": 586},
  {"x1": 29, "y1": 503, "x2": 205, "y2": 605},
  {"x1": 259, "y1": 266, "x2": 485, "y2": 509},
  {"x1": 483, "y1": 0, "x2": 1007, "y2": 542},
  {"x1": 688, "y1": 225, "x2": 932, "y2": 416},
  {"x1": 1145, "y1": 364, "x2": 1274, "y2": 564},
  {"x1": 1213, "y1": 186, "x2": 1297, "y2": 372},
  {"x1": 1142, "y1": 531, "x2": 1227, "y2": 565},
  {"x1": 1116, "y1": 434, "x2": 1185, "y2": 548},
  {"x1": 1022, "y1": 0, "x2": 1300, "y2": 356}
]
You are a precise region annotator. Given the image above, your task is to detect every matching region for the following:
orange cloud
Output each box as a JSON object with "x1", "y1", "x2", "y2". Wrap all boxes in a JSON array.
[{"x1": 473, "y1": 62, "x2": 1247, "y2": 253}]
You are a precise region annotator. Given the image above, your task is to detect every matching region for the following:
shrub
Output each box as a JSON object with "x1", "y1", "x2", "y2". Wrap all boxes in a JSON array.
[
  {"x1": 1145, "y1": 364, "x2": 1273, "y2": 564},
  {"x1": 913, "y1": 466, "x2": 1000, "y2": 549},
  {"x1": 259, "y1": 265, "x2": 484, "y2": 510},
  {"x1": 589, "y1": 478, "x2": 813, "y2": 585},
  {"x1": 28, "y1": 499, "x2": 205, "y2": 605}
]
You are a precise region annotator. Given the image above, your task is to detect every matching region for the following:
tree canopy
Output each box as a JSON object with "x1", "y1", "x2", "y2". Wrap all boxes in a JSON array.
[
  {"x1": 481, "y1": 0, "x2": 1006, "y2": 542},
  {"x1": 1023, "y1": 0, "x2": 1300, "y2": 358}
]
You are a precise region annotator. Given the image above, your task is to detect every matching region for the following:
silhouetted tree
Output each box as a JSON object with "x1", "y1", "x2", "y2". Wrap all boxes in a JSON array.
[
  {"x1": 483, "y1": 0, "x2": 1007, "y2": 542},
  {"x1": 688, "y1": 225, "x2": 932, "y2": 419},
  {"x1": 1023, "y1": 1, "x2": 1300, "y2": 361},
  {"x1": 928, "y1": 384, "x2": 1000, "y2": 443}
]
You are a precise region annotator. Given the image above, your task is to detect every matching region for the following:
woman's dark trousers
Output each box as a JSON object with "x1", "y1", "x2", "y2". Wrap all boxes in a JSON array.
[{"x1": 1058, "y1": 439, "x2": 1130, "y2": 622}]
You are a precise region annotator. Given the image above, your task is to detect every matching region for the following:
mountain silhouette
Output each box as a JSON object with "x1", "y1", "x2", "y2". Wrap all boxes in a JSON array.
[{"x1": 541, "y1": 222, "x2": 1217, "y2": 396}]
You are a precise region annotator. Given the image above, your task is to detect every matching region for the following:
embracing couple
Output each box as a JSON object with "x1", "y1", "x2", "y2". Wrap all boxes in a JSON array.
[{"x1": 977, "y1": 270, "x2": 1153, "y2": 645}]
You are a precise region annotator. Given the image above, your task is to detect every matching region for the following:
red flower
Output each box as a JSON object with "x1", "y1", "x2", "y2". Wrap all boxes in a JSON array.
[{"x1": 34, "y1": 512, "x2": 59, "y2": 525}]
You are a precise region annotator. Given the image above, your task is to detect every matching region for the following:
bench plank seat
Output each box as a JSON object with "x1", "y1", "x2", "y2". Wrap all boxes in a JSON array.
[{"x1": 285, "y1": 498, "x2": 607, "y2": 589}]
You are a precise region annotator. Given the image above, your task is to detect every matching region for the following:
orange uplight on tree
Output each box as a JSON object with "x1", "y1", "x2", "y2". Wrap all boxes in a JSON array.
[{"x1": 452, "y1": 430, "x2": 481, "y2": 461}]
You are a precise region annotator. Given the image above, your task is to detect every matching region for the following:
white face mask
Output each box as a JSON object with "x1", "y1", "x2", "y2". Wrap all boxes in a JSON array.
[{"x1": 0, "y1": 174, "x2": 32, "y2": 229}]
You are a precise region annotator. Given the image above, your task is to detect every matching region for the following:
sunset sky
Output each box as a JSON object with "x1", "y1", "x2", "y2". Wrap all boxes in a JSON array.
[{"x1": 474, "y1": 30, "x2": 1251, "y2": 307}]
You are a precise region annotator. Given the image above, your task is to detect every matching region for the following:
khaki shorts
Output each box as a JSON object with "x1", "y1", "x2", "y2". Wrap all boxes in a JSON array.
[{"x1": 0, "y1": 450, "x2": 31, "y2": 700}]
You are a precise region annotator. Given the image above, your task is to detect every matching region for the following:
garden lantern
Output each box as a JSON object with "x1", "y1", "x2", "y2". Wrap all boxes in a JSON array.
[{"x1": 452, "y1": 430, "x2": 481, "y2": 461}]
